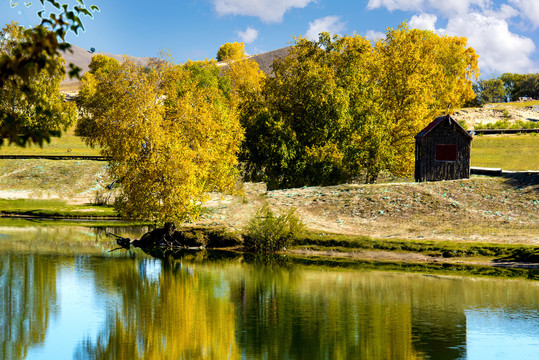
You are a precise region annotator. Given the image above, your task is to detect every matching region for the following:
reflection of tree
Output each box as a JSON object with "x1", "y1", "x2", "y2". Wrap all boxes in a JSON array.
[
  {"x1": 231, "y1": 268, "x2": 424, "y2": 359},
  {"x1": 75, "y1": 258, "x2": 239, "y2": 359},
  {"x1": 410, "y1": 279, "x2": 467, "y2": 359},
  {"x1": 0, "y1": 254, "x2": 58, "y2": 359},
  {"x1": 68, "y1": 254, "x2": 539, "y2": 360}
]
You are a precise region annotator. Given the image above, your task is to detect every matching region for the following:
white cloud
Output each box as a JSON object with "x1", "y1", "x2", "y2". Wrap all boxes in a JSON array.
[
  {"x1": 237, "y1": 26, "x2": 259, "y2": 43},
  {"x1": 305, "y1": 16, "x2": 346, "y2": 41},
  {"x1": 366, "y1": 0, "x2": 424, "y2": 12},
  {"x1": 509, "y1": 0, "x2": 539, "y2": 28},
  {"x1": 366, "y1": 0, "x2": 539, "y2": 74},
  {"x1": 483, "y1": 4, "x2": 519, "y2": 20},
  {"x1": 409, "y1": 13, "x2": 438, "y2": 31},
  {"x1": 213, "y1": 0, "x2": 314, "y2": 23},
  {"x1": 445, "y1": 12, "x2": 537, "y2": 74},
  {"x1": 365, "y1": 30, "x2": 386, "y2": 40},
  {"x1": 366, "y1": 0, "x2": 490, "y2": 16}
]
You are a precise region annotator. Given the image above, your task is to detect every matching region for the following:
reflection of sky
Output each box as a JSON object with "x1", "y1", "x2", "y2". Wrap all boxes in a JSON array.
[
  {"x1": 466, "y1": 308, "x2": 539, "y2": 359},
  {"x1": 138, "y1": 258, "x2": 162, "y2": 283},
  {"x1": 25, "y1": 262, "x2": 106, "y2": 360}
]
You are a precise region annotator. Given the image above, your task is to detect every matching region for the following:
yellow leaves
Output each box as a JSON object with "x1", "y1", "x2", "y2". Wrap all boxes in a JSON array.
[
  {"x1": 216, "y1": 42, "x2": 246, "y2": 62},
  {"x1": 241, "y1": 24, "x2": 479, "y2": 185},
  {"x1": 370, "y1": 23, "x2": 479, "y2": 176},
  {"x1": 77, "y1": 56, "x2": 243, "y2": 223}
]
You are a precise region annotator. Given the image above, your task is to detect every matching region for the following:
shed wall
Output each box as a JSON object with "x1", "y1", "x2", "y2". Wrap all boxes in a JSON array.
[{"x1": 415, "y1": 119, "x2": 471, "y2": 182}]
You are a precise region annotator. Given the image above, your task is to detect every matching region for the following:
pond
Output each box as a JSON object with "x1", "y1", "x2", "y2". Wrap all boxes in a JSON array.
[{"x1": 1, "y1": 221, "x2": 538, "y2": 359}]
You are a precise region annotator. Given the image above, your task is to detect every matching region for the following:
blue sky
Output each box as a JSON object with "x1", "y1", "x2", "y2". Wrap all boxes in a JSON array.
[{"x1": 2, "y1": 0, "x2": 539, "y2": 78}]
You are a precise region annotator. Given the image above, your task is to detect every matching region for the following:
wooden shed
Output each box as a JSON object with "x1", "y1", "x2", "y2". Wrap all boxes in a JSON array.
[{"x1": 415, "y1": 115, "x2": 472, "y2": 182}]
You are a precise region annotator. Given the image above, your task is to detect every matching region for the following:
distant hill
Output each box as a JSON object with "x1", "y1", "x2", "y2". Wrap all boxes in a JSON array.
[
  {"x1": 60, "y1": 45, "x2": 292, "y2": 90},
  {"x1": 61, "y1": 44, "x2": 154, "y2": 84},
  {"x1": 216, "y1": 46, "x2": 292, "y2": 76},
  {"x1": 248, "y1": 46, "x2": 292, "y2": 75}
]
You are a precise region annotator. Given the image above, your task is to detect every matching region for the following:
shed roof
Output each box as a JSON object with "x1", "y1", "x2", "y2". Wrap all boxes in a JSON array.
[{"x1": 415, "y1": 115, "x2": 473, "y2": 139}]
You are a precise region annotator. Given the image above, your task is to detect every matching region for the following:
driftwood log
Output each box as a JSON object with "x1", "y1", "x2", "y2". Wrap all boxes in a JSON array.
[{"x1": 113, "y1": 223, "x2": 242, "y2": 250}]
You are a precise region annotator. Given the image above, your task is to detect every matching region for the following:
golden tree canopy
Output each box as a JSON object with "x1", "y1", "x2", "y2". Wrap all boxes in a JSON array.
[
  {"x1": 239, "y1": 25, "x2": 479, "y2": 187},
  {"x1": 216, "y1": 42, "x2": 246, "y2": 62},
  {"x1": 77, "y1": 56, "x2": 243, "y2": 223}
]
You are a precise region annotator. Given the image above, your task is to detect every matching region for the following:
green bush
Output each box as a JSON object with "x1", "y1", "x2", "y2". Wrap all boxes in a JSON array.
[
  {"x1": 475, "y1": 119, "x2": 538, "y2": 130},
  {"x1": 243, "y1": 204, "x2": 305, "y2": 253}
]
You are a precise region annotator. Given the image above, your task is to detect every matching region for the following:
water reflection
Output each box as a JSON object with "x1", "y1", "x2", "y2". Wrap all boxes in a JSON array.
[
  {"x1": 0, "y1": 224, "x2": 538, "y2": 359},
  {"x1": 0, "y1": 253, "x2": 58, "y2": 360}
]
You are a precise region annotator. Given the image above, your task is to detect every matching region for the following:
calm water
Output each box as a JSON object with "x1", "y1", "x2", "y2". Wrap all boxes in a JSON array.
[{"x1": 1, "y1": 221, "x2": 538, "y2": 359}]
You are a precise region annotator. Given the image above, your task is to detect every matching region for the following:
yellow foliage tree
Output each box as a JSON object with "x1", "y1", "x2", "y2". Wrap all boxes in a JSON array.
[
  {"x1": 0, "y1": 22, "x2": 77, "y2": 147},
  {"x1": 216, "y1": 42, "x2": 245, "y2": 62},
  {"x1": 240, "y1": 25, "x2": 479, "y2": 186},
  {"x1": 77, "y1": 56, "x2": 243, "y2": 223},
  {"x1": 372, "y1": 24, "x2": 479, "y2": 177}
]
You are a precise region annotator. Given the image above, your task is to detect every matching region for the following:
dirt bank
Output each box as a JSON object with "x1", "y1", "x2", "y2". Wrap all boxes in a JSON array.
[{"x1": 196, "y1": 175, "x2": 538, "y2": 246}]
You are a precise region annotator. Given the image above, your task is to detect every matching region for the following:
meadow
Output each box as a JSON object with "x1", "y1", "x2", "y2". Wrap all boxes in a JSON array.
[{"x1": 471, "y1": 133, "x2": 538, "y2": 170}]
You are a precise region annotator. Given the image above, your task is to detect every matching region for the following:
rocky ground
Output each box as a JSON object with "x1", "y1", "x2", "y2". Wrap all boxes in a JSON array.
[{"x1": 452, "y1": 104, "x2": 539, "y2": 128}]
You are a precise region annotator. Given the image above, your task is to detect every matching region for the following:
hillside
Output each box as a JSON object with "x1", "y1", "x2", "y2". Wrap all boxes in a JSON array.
[
  {"x1": 59, "y1": 44, "x2": 155, "y2": 95},
  {"x1": 453, "y1": 103, "x2": 539, "y2": 129}
]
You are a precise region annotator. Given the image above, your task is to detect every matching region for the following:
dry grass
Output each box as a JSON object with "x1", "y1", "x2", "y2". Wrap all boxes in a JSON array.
[
  {"x1": 0, "y1": 159, "x2": 112, "y2": 204},
  {"x1": 59, "y1": 81, "x2": 81, "y2": 93},
  {"x1": 196, "y1": 176, "x2": 538, "y2": 246},
  {"x1": 490, "y1": 100, "x2": 539, "y2": 109}
]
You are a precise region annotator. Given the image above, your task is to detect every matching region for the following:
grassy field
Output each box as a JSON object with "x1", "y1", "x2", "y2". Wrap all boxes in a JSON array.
[
  {"x1": 0, "y1": 128, "x2": 100, "y2": 156},
  {"x1": 471, "y1": 133, "x2": 538, "y2": 170},
  {"x1": 0, "y1": 199, "x2": 117, "y2": 217}
]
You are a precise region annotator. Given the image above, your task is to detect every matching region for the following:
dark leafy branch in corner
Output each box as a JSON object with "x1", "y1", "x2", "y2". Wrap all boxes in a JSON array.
[{"x1": 1, "y1": 0, "x2": 100, "y2": 88}]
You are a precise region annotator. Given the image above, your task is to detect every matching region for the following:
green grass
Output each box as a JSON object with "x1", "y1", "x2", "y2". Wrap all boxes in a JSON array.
[
  {"x1": 471, "y1": 133, "x2": 539, "y2": 170},
  {"x1": 0, "y1": 199, "x2": 118, "y2": 217},
  {"x1": 0, "y1": 127, "x2": 100, "y2": 156},
  {"x1": 294, "y1": 232, "x2": 538, "y2": 260},
  {"x1": 287, "y1": 255, "x2": 539, "y2": 280}
]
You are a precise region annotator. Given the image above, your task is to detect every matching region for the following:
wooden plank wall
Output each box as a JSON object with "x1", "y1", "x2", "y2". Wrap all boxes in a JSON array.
[{"x1": 415, "y1": 120, "x2": 471, "y2": 182}]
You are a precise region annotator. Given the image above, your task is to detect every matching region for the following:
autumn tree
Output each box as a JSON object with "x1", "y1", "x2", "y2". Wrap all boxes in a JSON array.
[
  {"x1": 240, "y1": 25, "x2": 478, "y2": 188},
  {"x1": 0, "y1": 22, "x2": 76, "y2": 146},
  {"x1": 216, "y1": 42, "x2": 245, "y2": 62},
  {"x1": 240, "y1": 34, "x2": 379, "y2": 188},
  {"x1": 372, "y1": 24, "x2": 478, "y2": 177},
  {"x1": 76, "y1": 56, "x2": 243, "y2": 223}
]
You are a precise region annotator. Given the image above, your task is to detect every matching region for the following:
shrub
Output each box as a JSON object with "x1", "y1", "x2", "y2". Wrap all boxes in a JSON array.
[
  {"x1": 93, "y1": 189, "x2": 112, "y2": 205},
  {"x1": 243, "y1": 204, "x2": 305, "y2": 253}
]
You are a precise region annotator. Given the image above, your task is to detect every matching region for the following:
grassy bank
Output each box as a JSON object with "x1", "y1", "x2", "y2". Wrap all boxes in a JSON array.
[
  {"x1": 293, "y1": 232, "x2": 538, "y2": 260},
  {"x1": 0, "y1": 199, "x2": 117, "y2": 218},
  {"x1": 0, "y1": 128, "x2": 100, "y2": 156},
  {"x1": 471, "y1": 133, "x2": 538, "y2": 170}
]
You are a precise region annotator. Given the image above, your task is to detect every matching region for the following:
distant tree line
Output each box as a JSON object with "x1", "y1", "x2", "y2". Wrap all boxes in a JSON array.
[{"x1": 471, "y1": 73, "x2": 539, "y2": 105}]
